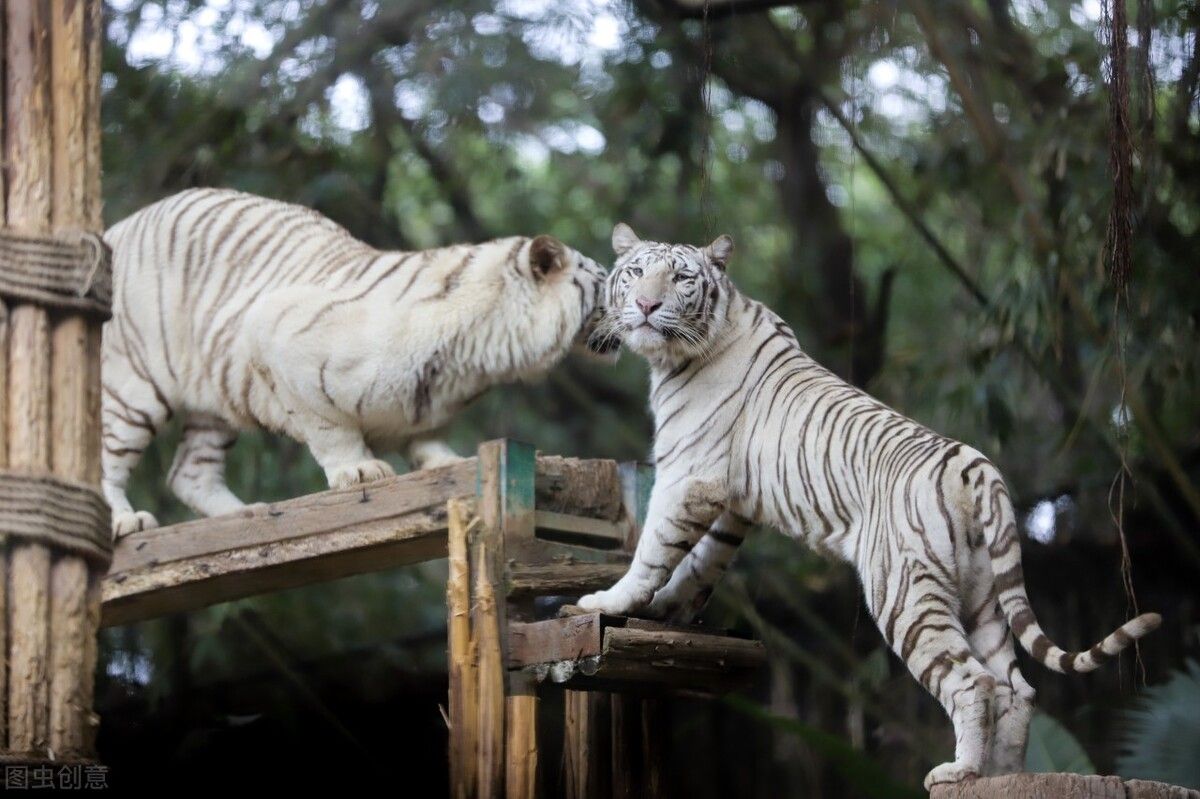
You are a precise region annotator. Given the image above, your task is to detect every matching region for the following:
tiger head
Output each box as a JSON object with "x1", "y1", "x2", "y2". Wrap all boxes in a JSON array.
[
  {"x1": 521, "y1": 235, "x2": 617, "y2": 364},
  {"x1": 589, "y1": 223, "x2": 734, "y2": 362}
]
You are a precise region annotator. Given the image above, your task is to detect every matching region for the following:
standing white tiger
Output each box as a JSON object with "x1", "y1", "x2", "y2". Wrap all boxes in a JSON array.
[
  {"x1": 579, "y1": 224, "x2": 1161, "y2": 789},
  {"x1": 102, "y1": 188, "x2": 610, "y2": 536}
]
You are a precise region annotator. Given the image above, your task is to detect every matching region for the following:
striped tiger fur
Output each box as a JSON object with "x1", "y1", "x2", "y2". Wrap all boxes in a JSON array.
[
  {"x1": 578, "y1": 223, "x2": 1161, "y2": 789},
  {"x1": 101, "y1": 188, "x2": 611, "y2": 536}
]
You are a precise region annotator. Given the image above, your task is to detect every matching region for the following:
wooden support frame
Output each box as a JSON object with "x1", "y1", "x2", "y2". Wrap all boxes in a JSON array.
[{"x1": 98, "y1": 437, "x2": 759, "y2": 796}]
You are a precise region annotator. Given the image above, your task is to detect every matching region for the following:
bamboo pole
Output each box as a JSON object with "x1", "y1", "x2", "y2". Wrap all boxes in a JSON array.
[
  {"x1": 448, "y1": 499, "x2": 478, "y2": 799},
  {"x1": 474, "y1": 526, "x2": 505, "y2": 797}
]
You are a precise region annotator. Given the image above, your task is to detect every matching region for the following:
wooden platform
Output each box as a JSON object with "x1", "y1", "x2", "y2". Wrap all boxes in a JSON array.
[
  {"x1": 101, "y1": 454, "x2": 629, "y2": 627},
  {"x1": 509, "y1": 610, "x2": 766, "y2": 695}
]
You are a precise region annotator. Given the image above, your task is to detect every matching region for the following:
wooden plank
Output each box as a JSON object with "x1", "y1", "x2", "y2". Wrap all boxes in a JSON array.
[
  {"x1": 101, "y1": 452, "x2": 633, "y2": 627},
  {"x1": 509, "y1": 614, "x2": 605, "y2": 667},
  {"x1": 534, "y1": 456, "x2": 622, "y2": 521},
  {"x1": 447, "y1": 499, "x2": 477, "y2": 799},
  {"x1": 507, "y1": 562, "x2": 630, "y2": 599},
  {"x1": 111, "y1": 459, "x2": 476, "y2": 574},
  {"x1": 534, "y1": 510, "x2": 625, "y2": 546}
]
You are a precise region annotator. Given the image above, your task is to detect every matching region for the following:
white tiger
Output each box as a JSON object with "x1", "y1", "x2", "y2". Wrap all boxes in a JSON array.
[
  {"x1": 101, "y1": 188, "x2": 611, "y2": 536},
  {"x1": 579, "y1": 224, "x2": 1161, "y2": 789}
]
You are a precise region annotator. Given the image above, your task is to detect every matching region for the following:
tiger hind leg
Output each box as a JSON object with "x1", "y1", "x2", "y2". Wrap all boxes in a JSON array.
[
  {"x1": 167, "y1": 414, "x2": 248, "y2": 517},
  {"x1": 968, "y1": 604, "x2": 1035, "y2": 775},
  {"x1": 101, "y1": 376, "x2": 170, "y2": 537},
  {"x1": 644, "y1": 512, "x2": 750, "y2": 623},
  {"x1": 884, "y1": 565, "x2": 996, "y2": 790},
  {"x1": 962, "y1": 547, "x2": 1036, "y2": 775}
]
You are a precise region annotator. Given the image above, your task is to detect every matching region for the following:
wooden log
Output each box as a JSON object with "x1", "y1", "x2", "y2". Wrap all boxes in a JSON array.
[
  {"x1": 507, "y1": 562, "x2": 630, "y2": 599},
  {"x1": 447, "y1": 498, "x2": 477, "y2": 799},
  {"x1": 5, "y1": 0, "x2": 55, "y2": 759},
  {"x1": 601, "y1": 627, "x2": 766, "y2": 669},
  {"x1": 7, "y1": 309, "x2": 52, "y2": 756},
  {"x1": 102, "y1": 459, "x2": 476, "y2": 626},
  {"x1": 929, "y1": 774, "x2": 1199, "y2": 799},
  {"x1": 534, "y1": 456, "x2": 622, "y2": 521},
  {"x1": 504, "y1": 687, "x2": 538, "y2": 799}
]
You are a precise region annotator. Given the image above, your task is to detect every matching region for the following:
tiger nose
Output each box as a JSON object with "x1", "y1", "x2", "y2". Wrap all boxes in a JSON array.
[{"x1": 635, "y1": 297, "x2": 662, "y2": 317}]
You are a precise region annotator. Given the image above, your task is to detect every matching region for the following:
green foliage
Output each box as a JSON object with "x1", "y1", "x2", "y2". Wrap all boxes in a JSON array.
[
  {"x1": 1116, "y1": 660, "x2": 1200, "y2": 789},
  {"x1": 1025, "y1": 711, "x2": 1096, "y2": 775},
  {"x1": 724, "y1": 695, "x2": 925, "y2": 799}
]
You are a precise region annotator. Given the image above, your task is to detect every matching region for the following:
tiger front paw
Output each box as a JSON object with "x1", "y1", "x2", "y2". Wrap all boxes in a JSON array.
[
  {"x1": 327, "y1": 459, "x2": 396, "y2": 490},
  {"x1": 112, "y1": 510, "x2": 159, "y2": 539}
]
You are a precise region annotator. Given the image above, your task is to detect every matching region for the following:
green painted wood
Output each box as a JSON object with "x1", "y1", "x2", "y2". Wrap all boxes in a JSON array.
[{"x1": 619, "y1": 462, "x2": 655, "y2": 537}]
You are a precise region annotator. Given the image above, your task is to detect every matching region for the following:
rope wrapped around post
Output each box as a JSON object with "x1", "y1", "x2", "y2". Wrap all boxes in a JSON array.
[
  {"x1": 0, "y1": 473, "x2": 111, "y2": 566},
  {"x1": 0, "y1": 230, "x2": 112, "y2": 318}
]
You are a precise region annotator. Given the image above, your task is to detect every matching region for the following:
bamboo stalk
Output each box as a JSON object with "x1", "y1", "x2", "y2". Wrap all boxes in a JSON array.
[
  {"x1": 447, "y1": 499, "x2": 477, "y2": 799},
  {"x1": 474, "y1": 526, "x2": 505, "y2": 797}
]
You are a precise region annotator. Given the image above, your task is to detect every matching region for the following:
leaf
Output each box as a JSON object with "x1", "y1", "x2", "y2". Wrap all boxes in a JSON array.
[
  {"x1": 1116, "y1": 660, "x2": 1200, "y2": 789},
  {"x1": 1025, "y1": 711, "x2": 1095, "y2": 775},
  {"x1": 724, "y1": 695, "x2": 925, "y2": 799}
]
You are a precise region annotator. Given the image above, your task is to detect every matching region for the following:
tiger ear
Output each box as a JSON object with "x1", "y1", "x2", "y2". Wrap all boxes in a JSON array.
[
  {"x1": 612, "y1": 223, "x2": 641, "y2": 256},
  {"x1": 529, "y1": 234, "x2": 568, "y2": 278},
  {"x1": 704, "y1": 234, "x2": 733, "y2": 271}
]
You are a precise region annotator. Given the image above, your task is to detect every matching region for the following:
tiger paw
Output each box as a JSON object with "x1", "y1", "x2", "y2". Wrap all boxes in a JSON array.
[
  {"x1": 578, "y1": 585, "x2": 649, "y2": 616},
  {"x1": 923, "y1": 761, "x2": 980, "y2": 791},
  {"x1": 112, "y1": 510, "x2": 159, "y2": 538},
  {"x1": 327, "y1": 459, "x2": 396, "y2": 490}
]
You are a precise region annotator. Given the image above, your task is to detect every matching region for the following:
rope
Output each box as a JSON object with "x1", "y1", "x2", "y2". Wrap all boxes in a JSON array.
[
  {"x1": 0, "y1": 472, "x2": 112, "y2": 565},
  {"x1": 0, "y1": 229, "x2": 112, "y2": 318}
]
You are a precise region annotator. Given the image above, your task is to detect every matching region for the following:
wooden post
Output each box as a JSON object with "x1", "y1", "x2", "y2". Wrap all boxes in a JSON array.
[
  {"x1": 505, "y1": 677, "x2": 538, "y2": 799},
  {"x1": 472, "y1": 439, "x2": 538, "y2": 798},
  {"x1": 3, "y1": 0, "x2": 107, "y2": 762}
]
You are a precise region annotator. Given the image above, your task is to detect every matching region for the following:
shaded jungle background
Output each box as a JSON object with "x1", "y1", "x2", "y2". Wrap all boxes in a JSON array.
[{"x1": 96, "y1": 0, "x2": 1200, "y2": 794}]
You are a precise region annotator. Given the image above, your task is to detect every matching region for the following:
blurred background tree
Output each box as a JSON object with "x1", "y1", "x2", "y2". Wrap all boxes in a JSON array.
[{"x1": 96, "y1": 0, "x2": 1199, "y2": 794}]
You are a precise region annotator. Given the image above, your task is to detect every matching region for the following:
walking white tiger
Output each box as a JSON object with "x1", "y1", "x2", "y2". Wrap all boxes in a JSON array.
[
  {"x1": 101, "y1": 188, "x2": 611, "y2": 536},
  {"x1": 579, "y1": 223, "x2": 1161, "y2": 789}
]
